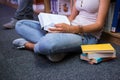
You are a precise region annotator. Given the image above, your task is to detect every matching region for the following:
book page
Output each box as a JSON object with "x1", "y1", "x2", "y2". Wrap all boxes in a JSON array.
[
  {"x1": 38, "y1": 13, "x2": 70, "y2": 31},
  {"x1": 87, "y1": 52, "x2": 116, "y2": 59}
]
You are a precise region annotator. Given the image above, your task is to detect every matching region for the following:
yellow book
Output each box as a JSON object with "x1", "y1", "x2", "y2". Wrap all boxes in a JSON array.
[{"x1": 81, "y1": 43, "x2": 115, "y2": 53}]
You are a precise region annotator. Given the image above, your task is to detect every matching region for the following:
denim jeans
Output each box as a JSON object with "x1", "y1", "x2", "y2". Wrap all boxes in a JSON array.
[
  {"x1": 15, "y1": 20, "x2": 98, "y2": 55},
  {"x1": 14, "y1": 0, "x2": 33, "y2": 20}
]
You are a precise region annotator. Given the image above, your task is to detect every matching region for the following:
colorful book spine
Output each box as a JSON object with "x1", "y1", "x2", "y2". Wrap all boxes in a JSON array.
[
  {"x1": 111, "y1": 0, "x2": 120, "y2": 32},
  {"x1": 50, "y1": 0, "x2": 58, "y2": 14}
]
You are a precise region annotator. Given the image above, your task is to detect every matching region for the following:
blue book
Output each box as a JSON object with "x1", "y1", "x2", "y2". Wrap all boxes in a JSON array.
[
  {"x1": 111, "y1": 0, "x2": 120, "y2": 32},
  {"x1": 115, "y1": 8, "x2": 120, "y2": 32}
]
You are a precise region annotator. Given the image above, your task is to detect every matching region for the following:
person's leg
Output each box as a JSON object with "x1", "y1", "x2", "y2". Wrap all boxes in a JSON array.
[
  {"x1": 13, "y1": 19, "x2": 67, "y2": 62},
  {"x1": 13, "y1": 22, "x2": 97, "y2": 62},
  {"x1": 13, "y1": 19, "x2": 46, "y2": 50},
  {"x1": 3, "y1": 0, "x2": 33, "y2": 29},
  {"x1": 14, "y1": 0, "x2": 33, "y2": 20},
  {"x1": 34, "y1": 33, "x2": 98, "y2": 55},
  {"x1": 32, "y1": 33, "x2": 97, "y2": 62},
  {"x1": 15, "y1": 20, "x2": 46, "y2": 43},
  {"x1": 13, "y1": 20, "x2": 98, "y2": 62}
]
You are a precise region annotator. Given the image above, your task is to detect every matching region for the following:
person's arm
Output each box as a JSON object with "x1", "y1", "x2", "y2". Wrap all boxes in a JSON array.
[
  {"x1": 71, "y1": 0, "x2": 110, "y2": 33},
  {"x1": 68, "y1": 0, "x2": 79, "y2": 22},
  {"x1": 77, "y1": 0, "x2": 110, "y2": 33},
  {"x1": 49, "y1": 0, "x2": 110, "y2": 33}
]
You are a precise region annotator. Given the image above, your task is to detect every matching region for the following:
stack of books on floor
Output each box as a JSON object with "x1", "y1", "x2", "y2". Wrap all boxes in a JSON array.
[{"x1": 80, "y1": 43, "x2": 116, "y2": 64}]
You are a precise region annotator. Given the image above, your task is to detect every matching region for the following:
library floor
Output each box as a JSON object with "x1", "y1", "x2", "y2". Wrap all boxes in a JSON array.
[{"x1": 0, "y1": 4, "x2": 120, "y2": 80}]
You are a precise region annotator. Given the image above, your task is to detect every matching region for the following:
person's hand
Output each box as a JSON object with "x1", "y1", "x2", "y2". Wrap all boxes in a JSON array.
[{"x1": 48, "y1": 23, "x2": 71, "y2": 33}]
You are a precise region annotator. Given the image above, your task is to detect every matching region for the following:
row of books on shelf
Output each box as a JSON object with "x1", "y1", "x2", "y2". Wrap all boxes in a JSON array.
[{"x1": 105, "y1": 0, "x2": 120, "y2": 32}]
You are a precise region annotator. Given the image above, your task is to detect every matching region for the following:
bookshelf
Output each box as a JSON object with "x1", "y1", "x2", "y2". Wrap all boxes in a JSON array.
[{"x1": 101, "y1": 0, "x2": 120, "y2": 45}]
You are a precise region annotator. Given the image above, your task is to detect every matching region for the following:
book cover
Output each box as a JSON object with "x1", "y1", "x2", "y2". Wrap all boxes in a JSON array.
[
  {"x1": 57, "y1": 0, "x2": 71, "y2": 15},
  {"x1": 111, "y1": 0, "x2": 120, "y2": 32},
  {"x1": 38, "y1": 13, "x2": 70, "y2": 31},
  {"x1": 81, "y1": 43, "x2": 115, "y2": 53}
]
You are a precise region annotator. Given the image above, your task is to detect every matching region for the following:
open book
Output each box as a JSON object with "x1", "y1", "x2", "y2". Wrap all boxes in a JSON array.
[{"x1": 38, "y1": 12, "x2": 70, "y2": 31}]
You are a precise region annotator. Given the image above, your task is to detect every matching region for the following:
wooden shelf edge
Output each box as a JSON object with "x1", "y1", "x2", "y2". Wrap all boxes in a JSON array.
[
  {"x1": 104, "y1": 31, "x2": 120, "y2": 39},
  {"x1": 100, "y1": 31, "x2": 120, "y2": 45}
]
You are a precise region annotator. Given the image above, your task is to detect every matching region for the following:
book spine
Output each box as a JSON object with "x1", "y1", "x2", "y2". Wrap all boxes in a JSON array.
[
  {"x1": 104, "y1": 2, "x2": 115, "y2": 32},
  {"x1": 44, "y1": 0, "x2": 51, "y2": 13},
  {"x1": 111, "y1": 0, "x2": 120, "y2": 32},
  {"x1": 50, "y1": 0, "x2": 54, "y2": 13},
  {"x1": 115, "y1": 8, "x2": 120, "y2": 32},
  {"x1": 51, "y1": 0, "x2": 58, "y2": 14}
]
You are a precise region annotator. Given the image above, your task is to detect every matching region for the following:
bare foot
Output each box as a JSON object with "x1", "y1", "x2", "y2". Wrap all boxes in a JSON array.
[{"x1": 24, "y1": 42, "x2": 35, "y2": 51}]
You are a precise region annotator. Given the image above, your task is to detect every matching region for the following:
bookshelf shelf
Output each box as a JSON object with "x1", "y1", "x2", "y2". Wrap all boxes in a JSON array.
[{"x1": 100, "y1": 31, "x2": 120, "y2": 45}]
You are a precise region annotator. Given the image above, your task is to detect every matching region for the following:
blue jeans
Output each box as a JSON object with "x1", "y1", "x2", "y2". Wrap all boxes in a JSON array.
[
  {"x1": 14, "y1": 0, "x2": 33, "y2": 20},
  {"x1": 15, "y1": 20, "x2": 98, "y2": 55}
]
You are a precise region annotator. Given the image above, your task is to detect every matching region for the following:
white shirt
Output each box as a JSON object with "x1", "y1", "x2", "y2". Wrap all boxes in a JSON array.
[{"x1": 71, "y1": 0, "x2": 102, "y2": 39}]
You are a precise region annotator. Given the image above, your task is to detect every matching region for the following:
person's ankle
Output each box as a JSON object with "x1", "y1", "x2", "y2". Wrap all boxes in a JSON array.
[{"x1": 25, "y1": 42, "x2": 34, "y2": 50}]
